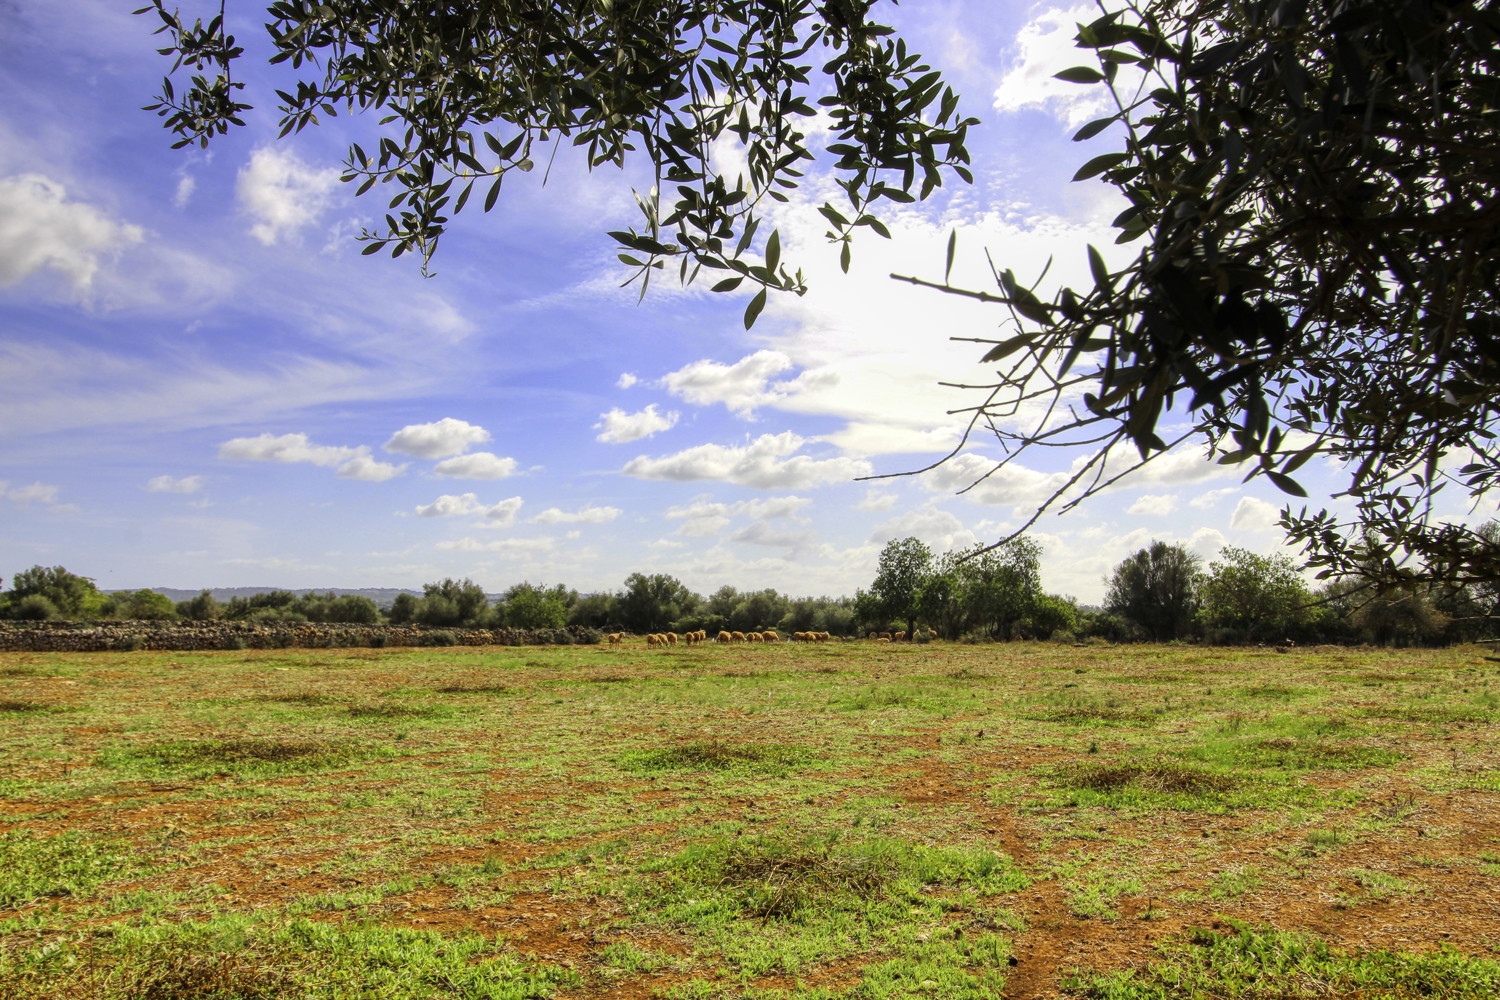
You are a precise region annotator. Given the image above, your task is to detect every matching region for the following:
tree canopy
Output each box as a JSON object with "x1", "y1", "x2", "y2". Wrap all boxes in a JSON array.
[
  {"x1": 905, "y1": 0, "x2": 1498, "y2": 596},
  {"x1": 138, "y1": 0, "x2": 977, "y2": 327}
]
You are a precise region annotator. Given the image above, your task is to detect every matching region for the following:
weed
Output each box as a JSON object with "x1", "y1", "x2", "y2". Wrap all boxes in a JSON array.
[
  {"x1": 1067, "y1": 762, "x2": 1238, "y2": 796},
  {"x1": 0, "y1": 700, "x2": 51, "y2": 713},
  {"x1": 0, "y1": 830, "x2": 135, "y2": 906},
  {"x1": 98, "y1": 737, "x2": 365, "y2": 778},
  {"x1": 620, "y1": 739, "x2": 809, "y2": 773},
  {"x1": 1030, "y1": 706, "x2": 1156, "y2": 726}
]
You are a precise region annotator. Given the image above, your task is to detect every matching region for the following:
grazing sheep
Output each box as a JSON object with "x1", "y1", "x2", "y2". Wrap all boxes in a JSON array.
[
  {"x1": 879, "y1": 632, "x2": 892, "y2": 641},
  {"x1": 731, "y1": 631, "x2": 746, "y2": 643},
  {"x1": 606, "y1": 632, "x2": 623, "y2": 644},
  {"x1": 747, "y1": 631, "x2": 762, "y2": 643},
  {"x1": 893, "y1": 630, "x2": 906, "y2": 642},
  {"x1": 818, "y1": 631, "x2": 831, "y2": 641},
  {"x1": 927, "y1": 628, "x2": 938, "y2": 640},
  {"x1": 877, "y1": 637, "x2": 891, "y2": 643},
  {"x1": 792, "y1": 631, "x2": 806, "y2": 642},
  {"x1": 646, "y1": 634, "x2": 660, "y2": 647},
  {"x1": 666, "y1": 632, "x2": 678, "y2": 646},
  {"x1": 762, "y1": 631, "x2": 778, "y2": 642},
  {"x1": 716, "y1": 630, "x2": 731, "y2": 643},
  {"x1": 867, "y1": 630, "x2": 878, "y2": 640}
]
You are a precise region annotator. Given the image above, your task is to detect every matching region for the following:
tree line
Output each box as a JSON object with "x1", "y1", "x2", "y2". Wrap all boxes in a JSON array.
[{"x1": 3, "y1": 524, "x2": 1495, "y2": 645}]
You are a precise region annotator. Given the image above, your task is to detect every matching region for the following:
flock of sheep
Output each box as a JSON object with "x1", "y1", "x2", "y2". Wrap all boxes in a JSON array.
[{"x1": 601, "y1": 628, "x2": 939, "y2": 646}]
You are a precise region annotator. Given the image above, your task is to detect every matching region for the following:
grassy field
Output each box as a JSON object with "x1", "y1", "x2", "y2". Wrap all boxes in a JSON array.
[{"x1": 2, "y1": 639, "x2": 1499, "y2": 999}]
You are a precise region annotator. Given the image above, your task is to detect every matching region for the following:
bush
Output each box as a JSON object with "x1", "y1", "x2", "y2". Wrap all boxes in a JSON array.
[
  {"x1": 366, "y1": 632, "x2": 388, "y2": 648},
  {"x1": 11, "y1": 595, "x2": 60, "y2": 621},
  {"x1": 111, "y1": 634, "x2": 146, "y2": 652},
  {"x1": 1050, "y1": 629, "x2": 1078, "y2": 644},
  {"x1": 421, "y1": 630, "x2": 458, "y2": 647},
  {"x1": 572, "y1": 627, "x2": 602, "y2": 645}
]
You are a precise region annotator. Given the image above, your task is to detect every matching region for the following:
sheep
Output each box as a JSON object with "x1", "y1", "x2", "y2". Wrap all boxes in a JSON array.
[
  {"x1": 927, "y1": 628, "x2": 938, "y2": 640},
  {"x1": 762, "y1": 631, "x2": 778, "y2": 642},
  {"x1": 646, "y1": 634, "x2": 660, "y2": 647},
  {"x1": 664, "y1": 632, "x2": 677, "y2": 646},
  {"x1": 877, "y1": 637, "x2": 891, "y2": 643},
  {"x1": 817, "y1": 631, "x2": 830, "y2": 641},
  {"x1": 867, "y1": 630, "x2": 878, "y2": 640},
  {"x1": 893, "y1": 630, "x2": 906, "y2": 642},
  {"x1": 697, "y1": 630, "x2": 708, "y2": 642},
  {"x1": 716, "y1": 630, "x2": 731, "y2": 643},
  {"x1": 747, "y1": 631, "x2": 762, "y2": 643},
  {"x1": 606, "y1": 632, "x2": 623, "y2": 644},
  {"x1": 731, "y1": 631, "x2": 746, "y2": 643},
  {"x1": 791, "y1": 631, "x2": 806, "y2": 642}
]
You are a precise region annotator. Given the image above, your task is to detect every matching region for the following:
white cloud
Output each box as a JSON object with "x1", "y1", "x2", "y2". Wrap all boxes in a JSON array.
[
  {"x1": 1126, "y1": 493, "x2": 1178, "y2": 516},
  {"x1": 173, "y1": 175, "x2": 196, "y2": 209},
  {"x1": 219, "y1": 432, "x2": 363, "y2": 467},
  {"x1": 383, "y1": 417, "x2": 492, "y2": 458},
  {"x1": 217, "y1": 432, "x2": 404, "y2": 481},
  {"x1": 414, "y1": 493, "x2": 523, "y2": 526},
  {"x1": 728, "y1": 520, "x2": 817, "y2": 554},
  {"x1": 0, "y1": 174, "x2": 144, "y2": 294},
  {"x1": 336, "y1": 455, "x2": 405, "y2": 482},
  {"x1": 857, "y1": 489, "x2": 900, "y2": 512},
  {"x1": 1190, "y1": 487, "x2": 1239, "y2": 510},
  {"x1": 432, "y1": 452, "x2": 518, "y2": 480},
  {"x1": 2, "y1": 481, "x2": 62, "y2": 506},
  {"x1": 530, "y1": 503, "x2": 622, "y2": 524},
  {"x1": 665, "y1": 494, "x2": 810, "y2": 537},
  {"x1": 660, "y1": 350, "x2": 837, "y2": 419},
  {"x1": 237, "y1": 147, "x2": 341, "y2": 245},
  {"x1": 616, "y1": 372, "x2": 639, "y2": 389},
  {"x1": 993, "y1": 5, "x2": 1133, "y2": 127},
  {"x1": 594, "y1": 404, "x2": 679, "y2": 444},
  {"x1": 623, "y1": 432, "x2": 872, "y2": 489},
  {"x1": 869, "y1": 507, "x2": 978, "y2": 551},
  {"x1": 146, "y1": 474, "x2": 204, "y2": 494},
  {"x1": 437, "y1": 536, "x2": 556, "y2": 554},
  {"x1": 1230, "y1": 496, "x2": 1283, "y2": 532}
]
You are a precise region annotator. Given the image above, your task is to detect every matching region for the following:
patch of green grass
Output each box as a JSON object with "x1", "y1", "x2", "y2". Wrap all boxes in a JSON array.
[
  {"x1": 346, "y1": 702, "x2": 450, "y2": 720},
  {"x1": 0, "y1": 831, "x2": 137, "y2": 907},
  {"x1": 1024, "y1": 706, "x2": 1157, "y2": 726},
  {"x1": 1060, "y1": 923, "x2": 1500, "y2": 998},
  {"x1": 0, "y1": 699, "x2": 56, "y2": 714},
  {"x1": 1185, "y1": 736, "x2": 1403, "y2": 771},
  {"x1": 1332, "y1": 868, "x2": 1412, "y2": 909},
  {"x1": 97, "y1": 737, "x2": 378, "y2": 779},
  {"x1": 249, "y1": 692, "x2": 339, "y2": 706},
  {"x1": 619, "y1": 739, "x2": 811, "y2": 774},
  {"x1": 0, "y1": 916, "x2": 580, "y2": 999}
]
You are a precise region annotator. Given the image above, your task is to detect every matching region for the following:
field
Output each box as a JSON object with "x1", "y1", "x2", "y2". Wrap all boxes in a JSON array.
[{"x1": 2, "y1": 639, "x2": 1499, "y2": 999}]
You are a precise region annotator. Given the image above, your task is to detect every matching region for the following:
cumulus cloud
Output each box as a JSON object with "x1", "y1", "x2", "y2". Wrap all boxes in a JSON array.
[
  {"x1": 530, "y1": 503, "x2": 622, "y2": 524},
  {"x1": 432, "y1": 452, "x2": 518, "y2": 479},
  {"x1": 869, "y1": 507, "x2": 978, "y2": 550},
  {"x1": 1230, "y1": 496, "x2": 1283, "y2": 532},
  {"x1": 384, "y1": 417, "x2": 491, "y2": 458},
  {"x1": 336, "y1": 455, "x2": 405, "y2": 482},
  {"x1": 616, "y1": 372, "x2": 638, "y2": 389},
  {"x1": 437, "y1": 536, "x2": 556, "y2": 554},
  {"x1": 857, "y1": 490, "x2": 899, "y2": 512},
  {"x1": 623, "y1": 432, "x2": 871, "y2": 489},
  {"x1": 173, "y1": 175, "x2": 196, "y2": 209},
  {"x1": 217, "y1": 432, "x2": 405, "y2": 481},
  {"x1": 728, "y1": 520, "x2": 817, "y2": 554},
  {"x1": 993, "y1": 4, "x2": 1138, "y2": 127},
  {"x1": 1126, "y1": 493, "x2": 1179, "y2": 516},
  {"x1": 237, "y1": 147, "x2": 341, "y2": 245},
  {"x1": 660, "y1": 351, "x2": 838, "y2": 419},
  {"x1": 0, "y1": 174, "x2": 144, "y2": 294},
  {"x1": 146, "y1": 475, "x2": 204, "y2": 494},
  {"x1": 1190, "y1": 487, "x2": 1239, "y2": 510},
  {"x1": 666, "y1": 494, "x2": 810, "y2": 536},
  {"x1": 414, "y1": 493, "x2": 523, "y2": 526},
  {"x1": 2, "y1": 481, "x2": 62, "y2": 506},
  {"x1": 595, "y1": 404, "x2": 679, "y2": 444}
]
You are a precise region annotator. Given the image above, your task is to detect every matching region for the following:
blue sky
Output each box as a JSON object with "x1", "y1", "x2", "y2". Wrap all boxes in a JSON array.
[{"x1": 1, "y1": 0, "x2": 1469, "y2": 602}]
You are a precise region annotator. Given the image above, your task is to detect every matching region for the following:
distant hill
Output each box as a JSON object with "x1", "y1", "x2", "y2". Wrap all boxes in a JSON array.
[{"x1": 146, "y1": 587, "x2": 423, "y2": 610}]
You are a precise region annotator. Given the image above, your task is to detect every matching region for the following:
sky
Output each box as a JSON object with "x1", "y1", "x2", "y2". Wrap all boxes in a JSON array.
[{"x1": 0, "y1": 0, "x2": 1477, "y2": 603}]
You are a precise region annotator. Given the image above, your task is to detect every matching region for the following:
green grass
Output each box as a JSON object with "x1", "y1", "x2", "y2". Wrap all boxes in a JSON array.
[
  {"x1": 1062, "y1": 924, "x2": 1500, "y2": 998},
  {"x1": 2, "y1": 641, "x2": 1495, "y2": 998}
]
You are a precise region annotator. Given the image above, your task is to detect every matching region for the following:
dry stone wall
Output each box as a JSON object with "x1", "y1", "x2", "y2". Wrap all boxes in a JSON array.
[{"x1": 0, "y1": 620, "x2": 602, "y2": 653}]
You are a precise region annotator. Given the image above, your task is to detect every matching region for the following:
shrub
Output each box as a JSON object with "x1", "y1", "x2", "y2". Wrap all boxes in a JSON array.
[
  {"x1": 573, "y1": 627, "x2": 602, "y2": 645},
  {"x1": 366, "y1": 632, "x2": 388, "y2": 648},
  {"x1": 421, "y1": 630, "x2": 458, "y2": 647},
  {"x1": 111, "y1": 634, "x2": 145, "y2": 652},
  {"x1": 11, "y1": 595, "x2": 61, "y2": 621}
]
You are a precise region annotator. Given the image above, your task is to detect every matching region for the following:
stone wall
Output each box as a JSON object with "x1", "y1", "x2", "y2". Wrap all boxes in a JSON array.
[{"x1": 0, "y1": 620, "x2": 603, "y2": 653}]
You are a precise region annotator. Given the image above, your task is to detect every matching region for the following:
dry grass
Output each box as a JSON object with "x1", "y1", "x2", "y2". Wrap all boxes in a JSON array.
[{"x1": 1065, "y1": 761, "x2": 1240, "y2": 795}]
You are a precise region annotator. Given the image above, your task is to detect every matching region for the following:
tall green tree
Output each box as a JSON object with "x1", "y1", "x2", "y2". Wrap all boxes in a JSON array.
[
  {"x1": 957, "y1": 537, "x2": 1042, "y2": 640},
  {"x1": 416, "y1": 578, "x2": 492, "y2": 627},
  {"x1": 1104, "y1": 541, "x2": 1201, "y2": 641},
  {"x1": 1198, "y1": 547, "x2": 1311, "y2": 643},
  {"x1": 870, "y1": 537, "x2": 933, "y2": 637},
  {"x1": 3, "y1": 566, "x2": 103, "y2": 619},
  {"x1": 502, "y1": 582, "x2": 570, "y2": 630},
  {"x1": 617, "y1": 573, "x2": 695, "y2": 633}
]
